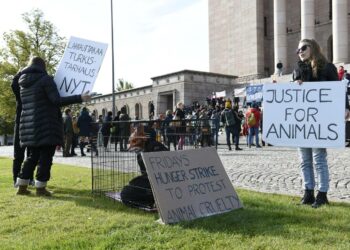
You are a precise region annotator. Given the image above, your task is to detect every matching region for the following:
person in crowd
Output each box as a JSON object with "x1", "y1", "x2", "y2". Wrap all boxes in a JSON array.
[
  {"x1": 77, "y1": 107, "x2": 98, "y2": 156},
  {"x1": 276, "y1": 60, "x2": 283, "y2": 76},
  {"x1": 15, "y1": 56, "x2": 91, "y2": 196},
  {"x1": 163, "y1": 109, "x2": 177, "y2": 150},
  {"x1": 70, "y1": 115, "x2": 79, "y2": 156},
  {"x1": 101, "y1": 111, "x2": 113, "y2": 150},
  {"x1": 245, "y1": 102, "x2": 262, "y2": 148},
  {"x1": 232, "y1": 105, "x2": 243, "y2": 150},
  {"x1": 221, "y1": 100, "x2": 236, "y2": 150},
  {"x1": 112, "y1": 111, "x2": 121, "y2": 151},
  {"x1": 11, "y1": 71, "x2": 33, "y2": 186},
  {"x1": 293, "y1": 38, "x2": 350, "y2": 208},
  {"x1": 210, "y1": 105, "x2": 221, "y2": 146},
  {"x1": 338, "y1": 65, "x2": 345, "y2": 80},
  {"x1": 174, "y1": 102, "x2": 186, "y2": 150},
  {"x1": 198, "y1": 107, "x2": 211, "y2": 146},
  {"x1": 119, "y1": 106, "x2": 131, "y2": 151},
  {"x1": 62, "y1": 108, "x2": 74, "y2": 157}
]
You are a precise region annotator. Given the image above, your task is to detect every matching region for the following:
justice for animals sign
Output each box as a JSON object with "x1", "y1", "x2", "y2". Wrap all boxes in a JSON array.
[
  {"x1": 262, "y1": 82, "x2": 346, "y2": 148},
  {"x1": 142, "y1": 147, "x2": 243, "y2": 224},
  {"x1": 54, "y1": 36, "x2": 108, "y2": 97}
]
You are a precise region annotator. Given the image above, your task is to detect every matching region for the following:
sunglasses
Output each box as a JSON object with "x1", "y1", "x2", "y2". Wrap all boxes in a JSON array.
[{"x1": 296, "y1": 45, "x2": 309, "y2": 54}]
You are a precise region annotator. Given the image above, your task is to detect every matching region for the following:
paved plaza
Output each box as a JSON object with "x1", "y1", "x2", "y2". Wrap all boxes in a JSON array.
[{"x1": 1, "y1": 139, "x2": 349, "y2": 203}]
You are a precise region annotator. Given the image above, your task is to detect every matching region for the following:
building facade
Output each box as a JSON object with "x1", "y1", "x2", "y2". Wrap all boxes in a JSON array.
[
  {"x1": 90, "y1": 70, "x2": 238, "y2": 119},
  {"x1": 209, "y1": 0, "x2": 350, "y2": 82}
]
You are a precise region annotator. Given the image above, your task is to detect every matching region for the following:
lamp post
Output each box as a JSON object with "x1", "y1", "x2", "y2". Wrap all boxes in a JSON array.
[{"x1": 110, "y1": 0, "x2": 116, "y2": 117}]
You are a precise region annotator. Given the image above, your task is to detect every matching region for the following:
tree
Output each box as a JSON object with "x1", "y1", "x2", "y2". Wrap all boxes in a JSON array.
[
  {"x1": 116, "y1": 78, "x2": 134, "y2": 92},
  {"x1": 0, "y1": 9, "x2": 66, "y2": 137}
]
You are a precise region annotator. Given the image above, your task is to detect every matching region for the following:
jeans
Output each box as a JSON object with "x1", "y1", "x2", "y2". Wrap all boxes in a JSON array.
[
  {"x1": 298, "y1": 148, "x2": 329, "y2": 192},
  {"x1": 225, "y1": 126, "x2": 234, "y2": 147},
  {"x1": 248, "y1": 127, "x2": 259, "y2": 146}
]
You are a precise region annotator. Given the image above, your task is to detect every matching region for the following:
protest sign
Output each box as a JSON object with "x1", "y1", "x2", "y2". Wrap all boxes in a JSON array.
[
  {"x1": 54, "y1": 36, "x2": 108, "y2": 97},
  {"x1": 246, "y1": 85, "x2": 263, "y2": 103},
  {"x1": 142, "y1": 147, "x2": 243, "y2": 224},
  {"x1": 262, "y1": 82, "x2": 346, "y2": 148}
]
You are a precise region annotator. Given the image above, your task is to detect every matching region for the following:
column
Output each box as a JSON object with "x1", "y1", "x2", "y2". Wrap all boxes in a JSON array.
[
  {"x1": 301, "y1": 0, "x2": 315, "y2": 39},
  {"x1": 274, "y1": 0, "x2": 287, "y2": 75},
  {"x1": 332, "y1": 0, "x2": 348, "y2": 64}
]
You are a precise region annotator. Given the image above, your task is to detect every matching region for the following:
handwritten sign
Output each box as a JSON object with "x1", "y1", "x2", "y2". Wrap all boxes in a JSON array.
[
  {"x1": 262, "y1": 82, "x2": 346, "y2": 148},
  {"x1": 54, "y1": 36, "x2": 108, "y2": 97},
  {"x1": 142, "y1": 147, "x2": 243, "y2": 224}
]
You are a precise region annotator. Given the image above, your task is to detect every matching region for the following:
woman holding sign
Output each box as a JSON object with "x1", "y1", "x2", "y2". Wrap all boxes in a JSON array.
[
  {"x1": 15, "y1": 56, "x2": 91, "y2": 196},
  {"x1": 293, "y1": 39, "x2": 350, "y2": 208}
]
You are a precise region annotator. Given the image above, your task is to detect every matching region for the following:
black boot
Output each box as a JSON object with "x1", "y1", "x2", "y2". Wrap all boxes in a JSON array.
[
  {"x1": 300, "y1": 189, "x2": 315, "y2": 205},
  {"x1": 235, "y1": 145, "x2": 243, "y2": 151},
  {"x1": 312, "y1": 191, "x2": 329, "y2": 208}
]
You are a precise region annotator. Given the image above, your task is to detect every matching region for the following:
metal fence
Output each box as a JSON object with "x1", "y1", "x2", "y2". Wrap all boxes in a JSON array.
[{"x1": 91, "y1": 119, "x2": 219, "y2": 198}]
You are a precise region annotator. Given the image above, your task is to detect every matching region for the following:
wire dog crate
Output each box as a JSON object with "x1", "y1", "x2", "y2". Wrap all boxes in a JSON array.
[{"x1": 91, "y1": 119, "x2": 218, "y2": 207}]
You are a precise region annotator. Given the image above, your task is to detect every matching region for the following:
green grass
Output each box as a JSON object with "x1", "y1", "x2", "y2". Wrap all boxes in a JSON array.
[{"x1": 0, "y1": 156, "x2": 349, "y2": 250}]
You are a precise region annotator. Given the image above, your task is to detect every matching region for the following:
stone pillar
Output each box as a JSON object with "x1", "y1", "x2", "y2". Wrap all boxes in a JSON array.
[
  {"x1": 301, "y1": 0, "x2": 315, "y2": 39},
  {"x1": 274, "y1": 0, "x2": 287, "y2": 75},
  {"x1": 332, "y1": 0, "x2": 348, "y2": 64}
]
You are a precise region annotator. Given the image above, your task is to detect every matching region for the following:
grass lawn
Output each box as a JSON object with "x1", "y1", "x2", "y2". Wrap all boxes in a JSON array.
[{"x1": 0, "y1": 156, "x2": 349, "y2": 250}]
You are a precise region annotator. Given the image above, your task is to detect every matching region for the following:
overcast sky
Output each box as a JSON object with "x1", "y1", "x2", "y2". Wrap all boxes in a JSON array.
[{"x1": 0, "y1": 0, "x2": 209, "y2": 94}]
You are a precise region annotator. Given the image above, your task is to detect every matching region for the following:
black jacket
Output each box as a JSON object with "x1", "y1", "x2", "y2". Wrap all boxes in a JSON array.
[
  {"x1": 293, "y1": 61, "x2": 349, "y2": 109},
  {"x1": 11, "y1": 72, "x2": 22, "y2": 124},
  {"x1": 19, "y1": 65, "x2": 82, "y2": 146}
]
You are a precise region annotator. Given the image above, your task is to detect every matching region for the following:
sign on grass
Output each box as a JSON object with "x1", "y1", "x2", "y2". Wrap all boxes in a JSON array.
[
  {"x1": 262, "y1": 81, "x2": 346, "y2": 148},
  {"x1": 54, "y1": 36, "x2": 108, "y2": 97},
  {"x1": 142, "y1": 147, "x2": 243, "y2": 224}
]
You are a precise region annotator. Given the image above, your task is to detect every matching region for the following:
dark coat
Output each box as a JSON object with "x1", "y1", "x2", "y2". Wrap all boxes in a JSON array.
[
  {"x1": 293, "y1": 61, "x2": 349, "y2": 109},
  {"x1": 101, "y1": 114, "x2": 112, "y2": 135},
  {"x1": 19, "y1": 65, "x2": 82, "y2": 146},
  {"x1": 174, "y1": 108, "x2": 186, "y2": 134},
  {"x1": 77, "y1": 110, "x2": 93, "y2": 137}
]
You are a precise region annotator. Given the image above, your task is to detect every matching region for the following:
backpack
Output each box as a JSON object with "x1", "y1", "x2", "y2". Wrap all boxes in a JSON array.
[
  {"x1": 223, "y1": 110, "x2": 235, "y2": 126},
  {"x1": 248, "y1": 113, "x2": 256, "y2": 126}
]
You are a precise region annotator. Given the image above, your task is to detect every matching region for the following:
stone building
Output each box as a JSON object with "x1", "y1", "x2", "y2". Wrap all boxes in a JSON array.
[
  {"x1": 209, "y1": 0, "x2": 350, "y2": 82},
  {"x1": 90, "y1": 70, "x2": 238, "y2": 119},
  {"x1": 90, "y1": 0, "x2": 350, "y2": 118}
]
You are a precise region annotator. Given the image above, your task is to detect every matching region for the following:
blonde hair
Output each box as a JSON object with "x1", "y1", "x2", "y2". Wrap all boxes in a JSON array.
[
  {"x1": 299, "y1": 39, "x2": 328, "y2": 78},
  {"x1": 176, "y1": 102, "x2": 183, "y2": 108}
]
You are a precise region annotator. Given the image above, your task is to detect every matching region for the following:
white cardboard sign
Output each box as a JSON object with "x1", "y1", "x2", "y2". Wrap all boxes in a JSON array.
[
  {"x1": 262, "y1": 82, "x2": 346, "y2": 148},
  {"x1": 142, "y1": 147, "x2": 243, "y2": 224},
  {"x1": 54, "y1": 36, "x2": 108, "y2": 97}
]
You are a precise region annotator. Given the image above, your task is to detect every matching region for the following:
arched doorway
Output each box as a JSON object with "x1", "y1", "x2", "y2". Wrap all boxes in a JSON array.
[
  {"x1": 135, "y1": 103, "x2": 142, "y2": 120},
  {"x1": 148, "y1": 101, "x2": 154, "y2": 119}
]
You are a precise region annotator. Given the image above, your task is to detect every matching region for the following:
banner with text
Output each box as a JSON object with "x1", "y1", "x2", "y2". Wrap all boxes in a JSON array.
[
  {"x1": 54, "y1": 36, "x2": 108, "y2": 97},
  {"x1": 246, "y1": 85, "x2": 263, "y2": 103},
  {"x1": 142, "y1": 147, "x2": 243, "y2": 224},
  {"x1": 262, "y1": 82, "x2": 346, "y2": 148}
]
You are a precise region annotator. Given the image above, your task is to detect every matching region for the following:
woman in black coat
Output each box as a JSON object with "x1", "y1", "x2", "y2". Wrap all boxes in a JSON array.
[{"x1": 16, "y1": 56, "x2": 90, "y2": 196}]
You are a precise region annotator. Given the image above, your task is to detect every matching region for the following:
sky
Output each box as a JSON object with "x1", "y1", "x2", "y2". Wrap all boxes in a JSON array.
[{"x1": 0, "y1": 0, "x2": 209, "y2": 94}]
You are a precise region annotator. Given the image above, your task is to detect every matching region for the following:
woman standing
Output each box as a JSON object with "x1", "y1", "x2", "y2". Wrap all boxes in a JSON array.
[
  {"x1": 293, "y1": 39, "x2": 350, "y2": 208},
  {"x1": 174, "y1": 102, "x2": 185, "y2": 150}
]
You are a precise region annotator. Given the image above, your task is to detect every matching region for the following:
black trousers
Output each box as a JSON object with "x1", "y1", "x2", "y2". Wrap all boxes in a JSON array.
[
  {"x1": 19, "y1": 146, "x2": 56, "y2": 182},
  {"x1": 12, "y1": 123, "x2": 31, "y2": 183}
]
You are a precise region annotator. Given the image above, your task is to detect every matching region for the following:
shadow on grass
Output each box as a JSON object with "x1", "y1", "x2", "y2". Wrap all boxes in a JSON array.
[
  {"x1": 178, "y1": 193, "x2": 350, "y2": 237},
  {"x1": 47, "y1": 185, "x2": 156, "y2": 216}
]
